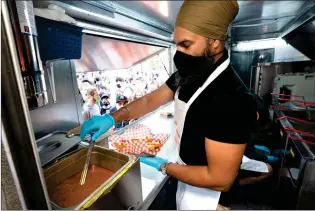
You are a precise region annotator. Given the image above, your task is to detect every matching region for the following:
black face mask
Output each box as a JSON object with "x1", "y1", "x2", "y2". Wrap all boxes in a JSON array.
[
  {"x1": 117, "y1": 84, "x2": 121, "y2": 88},
  {"x1": 104, "y1": 102, "x2": 109, "y2": 106},
  {"x1": 174, "y1": 51, "x2": 215, "y2": 79},
  {"x1": 173, "y1": 50, "x2": 223, "y2": 86}
]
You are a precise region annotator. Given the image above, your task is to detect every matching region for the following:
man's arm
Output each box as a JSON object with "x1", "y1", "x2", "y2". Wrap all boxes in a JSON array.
[
  {"x1": 111, "y1": 84, "x2": 174, "y2": 123},
  {"x1": 166, "y1": 139, "x2": 246, "y2": 192}
]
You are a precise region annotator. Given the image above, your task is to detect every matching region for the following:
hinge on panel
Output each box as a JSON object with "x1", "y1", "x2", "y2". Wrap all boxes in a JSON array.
[{"x1": 46, "y1": 62, "x2": 57, "y2": 103}]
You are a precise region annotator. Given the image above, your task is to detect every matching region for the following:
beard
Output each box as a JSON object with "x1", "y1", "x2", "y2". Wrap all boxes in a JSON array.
[{"x1": 174, "y1": 46, "x2": 215, "y2": 88}]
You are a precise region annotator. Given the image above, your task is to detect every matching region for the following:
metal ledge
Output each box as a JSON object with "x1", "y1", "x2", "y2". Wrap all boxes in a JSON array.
[{"x1": 79, "y1": 21, "x2": 173, "y2": 48}]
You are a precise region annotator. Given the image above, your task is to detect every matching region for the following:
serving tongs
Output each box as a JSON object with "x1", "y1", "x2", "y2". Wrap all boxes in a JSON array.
[{"x1": 80, "y1": 134, "x2": 94, "y2": 185}]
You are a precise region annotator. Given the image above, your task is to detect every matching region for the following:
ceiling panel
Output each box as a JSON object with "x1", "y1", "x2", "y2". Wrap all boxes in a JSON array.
[
  {"x1": 231, "y1": 1, "x2": 315, "y2": 41},
  {"x1": 115, "y1": 0, "x2": 314, "y2": 42},
  {"x1": 232, "y1": 17, "x2": 294, "y2": 38},
  {"x1": 63, "y1": 0, "x2": 314, "y2": 46},
  {"x1": 233, "y1": 1, "x2": 307, "y2": 25},
  {"x1": 74, "y1": 34, "x2": 164, "y2": 72}
]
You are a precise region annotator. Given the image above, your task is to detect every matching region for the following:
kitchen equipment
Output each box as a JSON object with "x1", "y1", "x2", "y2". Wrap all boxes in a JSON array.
[
  {"x1": 273, "y1": 73, "x2": 315, "y2": 103},
  {"x1": 289, "y1": 102, "x2": 315, "y2": 112},
  {"x1": 80, "y1": 139, "x2": 95, "y2": 185},
  {"x1": 250, "y1": 61, "x2": 315, "y2": 101},
  {"x1": 251, "y1": 62, "x2": 293, "y2": 98},
  {"x1": 36, "y1": 131, "x2": 82, "y2": 167},
  {"x1": 44, "y1": 145, "x2": 141, "y2": 210},
  {"x1": 7, "y1": 1, "x2": 48, "y2": 109},
  {"x1": 272, "y1": 110, "x2": 315, "y2": 186},
  {"x1": 271, "y1": 93, "x2": 315, "y2": 122}
]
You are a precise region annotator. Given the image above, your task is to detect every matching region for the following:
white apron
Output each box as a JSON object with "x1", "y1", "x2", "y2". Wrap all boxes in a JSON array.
[{"x1": 174, "y1": 57, "x2": 230, "y2": 210}]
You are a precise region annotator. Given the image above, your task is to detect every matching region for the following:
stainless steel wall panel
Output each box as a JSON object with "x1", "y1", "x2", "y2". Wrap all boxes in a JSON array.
[{"x1": 30, "y1": 60, "x2": 80, "y2": 139}]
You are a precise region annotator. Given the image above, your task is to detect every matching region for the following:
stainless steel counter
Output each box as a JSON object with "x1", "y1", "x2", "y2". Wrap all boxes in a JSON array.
[
  {"x1": 96, "y1": 102, "x2": 177, "y2": 210},
  {"x1": 136, "y1": 103, "x2": 177, "y2": 210}
]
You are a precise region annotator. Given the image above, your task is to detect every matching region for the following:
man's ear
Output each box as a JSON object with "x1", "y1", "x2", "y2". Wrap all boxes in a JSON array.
[{"x1": 212, "y1": 40, "x2": 221, "y2": 49}]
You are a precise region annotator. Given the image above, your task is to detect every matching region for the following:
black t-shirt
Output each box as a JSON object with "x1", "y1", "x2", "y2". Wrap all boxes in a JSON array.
[{"x1": 166, "y1": 50, "x2": 257, "y2": 165}]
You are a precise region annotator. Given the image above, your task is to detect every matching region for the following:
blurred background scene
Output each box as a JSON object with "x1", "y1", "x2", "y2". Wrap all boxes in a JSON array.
[{"x1": 75, "y1": 37, "x2": 171, "y2": 127}]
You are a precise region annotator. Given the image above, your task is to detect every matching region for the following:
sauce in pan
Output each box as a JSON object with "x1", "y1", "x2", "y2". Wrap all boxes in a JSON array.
[{"x1": 48, "y1": 165, "x2": 114, "y2": 208}]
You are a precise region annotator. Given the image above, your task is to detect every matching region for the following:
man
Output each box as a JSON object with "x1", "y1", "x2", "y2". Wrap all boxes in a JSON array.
[
  {"x1": 82, "y1": 88, "x2": 101, "y2": 121},
  {"x1": 111, "y1": 95, "x2": 129, "y2": 112},
  {"x1": 115, "y1": 77, "x2": 124, "y2": 90},
  {"x1": 133, "y1": 90, "x2": 144, "y2": 101},
  {"x1": 110, "y1": 95, "x2": 130, "y2": 129},
  {"x1": 81, "y1": 1, "x2": 257, "y2": 209},
  {"x1": 100, "y1": 93, "x2": 111, "y2": 115},
  {"x1": 99, "y1": 85, "x2": 109, "y2": 97}
]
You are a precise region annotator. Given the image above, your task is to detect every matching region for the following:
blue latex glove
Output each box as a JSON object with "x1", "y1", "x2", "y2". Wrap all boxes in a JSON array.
[
  {"x1": 254, "y1": 145, "x2": 271, "y2": 155},
  {"x1": 140, "y1": 156, "x2": 168, "y2": 171},
  {"x1": 80, "y1": 114, "x2": 115, "y2": 141},
  {"x1": 273, "y1": 149, "x2": 291, "y2": 156},
  {"x1": 266, "y1": 155, "x2": 280, "y2": 164}
]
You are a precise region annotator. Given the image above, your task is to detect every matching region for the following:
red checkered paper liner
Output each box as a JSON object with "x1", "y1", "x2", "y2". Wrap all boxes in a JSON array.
[{"x1": 110, "y1": 124, "x2": 170, "y2": 155}]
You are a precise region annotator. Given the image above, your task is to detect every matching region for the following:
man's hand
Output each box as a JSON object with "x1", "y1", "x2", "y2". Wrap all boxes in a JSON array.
[
  {"x1": 80, "y1": 114, "x2": 115, "y2": 141},
  {"x1": 166, "y1": 139, "x2": 246, "y2": 192}
]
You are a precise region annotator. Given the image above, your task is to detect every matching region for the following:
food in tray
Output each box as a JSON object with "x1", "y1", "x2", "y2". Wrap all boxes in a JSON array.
[
  {"x1": 110, "y1": 124, "x2": 170, "y2": 155},
  {"x1": 48, "y1": 165, "x2": 114, "y2": 208},
  {"x1": 112, "y1": 137, "x2": 163, "y2": 154}
]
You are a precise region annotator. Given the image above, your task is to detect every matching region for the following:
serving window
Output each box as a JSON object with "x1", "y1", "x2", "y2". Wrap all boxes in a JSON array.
[{"x1": 74, "y1": 34, "x2": 171, "y2": 127}]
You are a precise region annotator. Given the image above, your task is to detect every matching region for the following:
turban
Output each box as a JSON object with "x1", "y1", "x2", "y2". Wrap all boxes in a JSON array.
[{"x1": 175, "y1": 0, "x2": 239, "y2": 40}]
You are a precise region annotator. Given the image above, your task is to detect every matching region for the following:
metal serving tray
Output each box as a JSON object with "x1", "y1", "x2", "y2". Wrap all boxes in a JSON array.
[{"x1": 43, "y1": 146, "x2": 136, "y2": 210}]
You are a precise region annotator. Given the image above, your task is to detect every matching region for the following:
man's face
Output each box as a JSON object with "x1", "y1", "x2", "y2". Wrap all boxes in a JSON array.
[
  {"x1": 94, "y1": 92, "x2": 99, "y2": 98},
  {"x1": 174, "y1": 26, "x2": 223, "y2": 59},
  {"x1": 135, "y1": 92, "x2": 142, "y2": 99},
  {"x1": 118, "y1": 101, "x2": 127, "y2": 107},
  {"x1": 173, "y1": 26, "x2": 224, "y2": 86},
  {"x1": 102, "y1": 97, "x2": 109, "y2": 103},
  {"x1": 174, "y1": 26, "x2": 211, "y2": 56},
  {"x1": 92, "y1": 91, "x2": 99, "y2": 102}
]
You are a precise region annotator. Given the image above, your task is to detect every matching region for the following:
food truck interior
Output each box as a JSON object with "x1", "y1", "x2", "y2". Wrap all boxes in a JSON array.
[{"x1": 1, "y1": 0, "x2": 315, "y2": 210}]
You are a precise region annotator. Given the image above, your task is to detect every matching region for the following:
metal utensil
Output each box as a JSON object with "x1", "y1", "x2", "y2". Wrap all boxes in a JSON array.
[
  {"x1": 134, "y1": 153, "x2": 154, "y2": 158},
  {"x1": 80, "y1": 134, "x2": 94, "y2": 185}
]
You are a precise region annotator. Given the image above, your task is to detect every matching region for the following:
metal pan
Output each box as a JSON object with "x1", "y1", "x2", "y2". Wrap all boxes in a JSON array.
[{"x1": 43, "y1": 145, "x2": 135, "y2": 210}]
